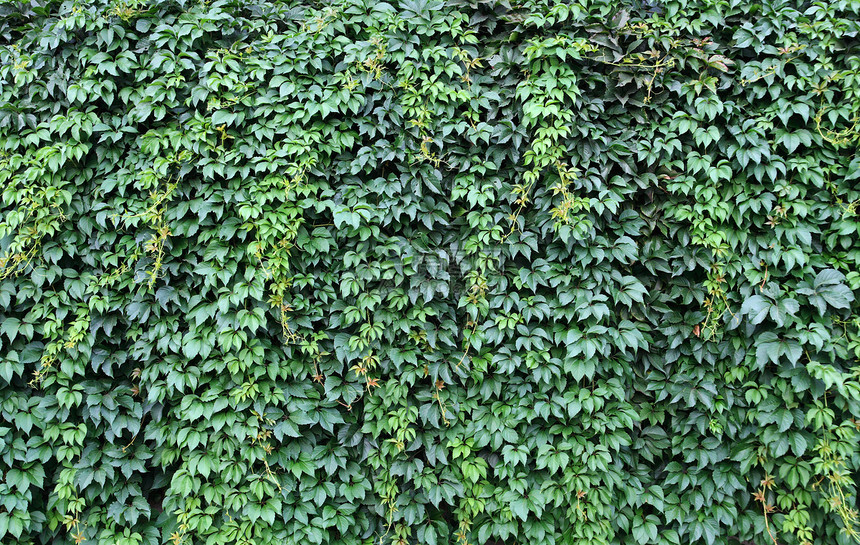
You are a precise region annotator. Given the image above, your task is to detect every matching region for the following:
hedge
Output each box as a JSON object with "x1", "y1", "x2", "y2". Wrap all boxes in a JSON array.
[{"x1": 1, "y1": 1, "x2": 860, "y2": 545}]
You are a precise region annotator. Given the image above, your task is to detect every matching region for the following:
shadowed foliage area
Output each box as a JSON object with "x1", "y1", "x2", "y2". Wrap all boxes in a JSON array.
[{"x1": 1, "y1": 1, "x2": 860, "y2": 545}]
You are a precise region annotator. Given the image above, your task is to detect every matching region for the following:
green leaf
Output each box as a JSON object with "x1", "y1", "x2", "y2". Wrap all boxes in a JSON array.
[{"x1": 741, "y1": 295, "x2": 770, "y2": 325}]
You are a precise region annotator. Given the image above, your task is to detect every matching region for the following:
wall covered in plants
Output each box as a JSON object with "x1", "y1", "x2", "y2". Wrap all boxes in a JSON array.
[{"x1": 1, "y1": 0, "x2": 860, "y2": 544}]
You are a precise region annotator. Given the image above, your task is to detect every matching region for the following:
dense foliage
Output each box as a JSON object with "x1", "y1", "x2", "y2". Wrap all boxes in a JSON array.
[{"x1": 2, "y1": 0, "x2": 860, "y2": 544}]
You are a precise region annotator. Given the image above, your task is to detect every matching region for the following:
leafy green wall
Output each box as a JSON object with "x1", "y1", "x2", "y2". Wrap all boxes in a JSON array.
[{"x1": 2, "y1": 1, "x2": 860, "y2": 545}]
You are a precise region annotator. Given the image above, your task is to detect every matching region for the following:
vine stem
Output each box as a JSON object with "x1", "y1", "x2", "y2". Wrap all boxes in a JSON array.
[
  {"x1": 763, "y1": 501, "x2": 779, "y2": 545},
  {"x1": 455, "y1": 319, "x2": 479, "y2": 369}
]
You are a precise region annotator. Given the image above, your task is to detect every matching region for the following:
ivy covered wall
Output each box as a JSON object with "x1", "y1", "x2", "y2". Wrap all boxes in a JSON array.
[{"x1": 1, "y1": 1, "x2": 860, "y2": 545}]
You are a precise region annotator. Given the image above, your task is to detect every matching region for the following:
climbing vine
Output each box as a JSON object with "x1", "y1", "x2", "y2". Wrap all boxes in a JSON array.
[{"x1": 1, "y1": 2, "x2": 860, "y2": 545}]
